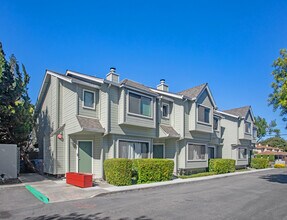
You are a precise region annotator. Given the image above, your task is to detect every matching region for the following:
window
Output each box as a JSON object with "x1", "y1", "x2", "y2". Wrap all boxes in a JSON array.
[
  {"x1": 238, "y1": 148, "x2": 247, "y2": 159},
  {"x1": 198, "y1": 105, "x2": 210, "y2": 124},
  {"x1": 213, "y1": 117, "x2": 219, "y2": 130},
  {"x1": 118, "y1": 140, "x2": 150, "y2": 159},
  {"x1": 245, "y1": 122, "x2": 251, "y2": 133},
  {"x1": 187, "y1": 144, "x2": 206, "y2": 160},
  {"x1": 128, "y1": 92, "x2": 152, "y2": 117},
  {"x1": 83, "y1": 90, "x2": 95, "y2": 109},
  {"x1": 162, "y1": 103, "x2": 169, "y2": 118},
  {"x1": 253, "y1": 128, "x2": 257, "y2": 138}
]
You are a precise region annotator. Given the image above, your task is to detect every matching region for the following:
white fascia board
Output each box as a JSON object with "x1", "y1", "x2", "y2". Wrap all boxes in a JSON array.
[
  {"x1": 121, "y1": 85, "x2": 158, "y2": 97},
  {"x1": 216, "y1": 110, "x2": 239, "y2": 119},
  {"x1": 150, "y1": 88, "x2": 184, "y2": 100},
  {"x1": 47, "y1": 70, "x2": 72, "y2": 83},
  {"x1": 66, "y1": 70, "x2": 104, "y2": 84}
]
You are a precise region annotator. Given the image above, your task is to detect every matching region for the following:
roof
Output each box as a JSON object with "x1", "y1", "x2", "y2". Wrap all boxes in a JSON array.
[
  {"x1": 121, "y1": 79, "x2": 158, "y2": 95},
  {"x1": 177, "y1": 83, "x2": 207, "y2": 99},
  {"x1": 223, "y1": 106, "x2": 251, "y2": 118},
  {"x1": 76, "y1": 116, "x2": 105, "y2": 133},
  {"x1": 258, "y1": 151, "x2": 287, "y2": 156},
  {"x1": 160, "y1": 125, "x2": 180, "y2": 138}
]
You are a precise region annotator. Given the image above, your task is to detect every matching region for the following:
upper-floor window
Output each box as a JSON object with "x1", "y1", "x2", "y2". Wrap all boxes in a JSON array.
[
  {"x1": 245, "y1": 122, "x2": 251, "y2": 133},
  {"x1": 198, "y1": 105, "x2": 210, "y2": 124},
  {"x1": 83, "y1": 89, "x2": 95, "y2": 109},
  {"x1": 213, "y1": 117, "x2": 219, "y2": 131},
  {"x1": 238, "y1": 148, "x2": 247, "y2": 159},
  {"x1": 253, "y1": 128, "x2": 257, "y2": 138},
  {"x1": 128, "y1": 92, "x2": 152, "y2": 117},
  {"x1": 162, "y1": 103, "x2": 169, "y2": 118},
  {"x1": 187, "y1": 144, "x2": 206, "y2": 161}
]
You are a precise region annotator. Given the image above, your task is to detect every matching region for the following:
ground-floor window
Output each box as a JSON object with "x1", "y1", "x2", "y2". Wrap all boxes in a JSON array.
[
  {"x1": 187, "y1": 144, "x2": 206, "y2": 160},
  {"x1": 153, "y1": 144, "x2": 165, "y2": 158},
  {"x1": 118, "y1": 140, "x2": 149, "y2": 159},
  {"x1": 238, "y1": 148, "x2": 247, "y2": 159}
]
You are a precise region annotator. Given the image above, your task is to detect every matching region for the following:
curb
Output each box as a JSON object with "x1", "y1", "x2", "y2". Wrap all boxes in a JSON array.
[
  {"x1": 25, "y1": 185, "x2": 49, "y2": 204},
  {"x1": 95, "y1": 168, "x2": 275, "y2": 197}
]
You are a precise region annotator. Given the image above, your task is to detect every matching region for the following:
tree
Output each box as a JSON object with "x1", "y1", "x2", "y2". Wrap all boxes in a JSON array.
[
  {"x1": 0, "y1": 42, "x2": 34, "y2": 149},
  {"x1": 260, "y1": 137, "x2": 287, "y2": 151},
  {"x1": 254, "y1": 116, "x2": 280, "y2": 141},
  {"x1": 268, "y1": 49, "x2": 287, "y2": 128}
]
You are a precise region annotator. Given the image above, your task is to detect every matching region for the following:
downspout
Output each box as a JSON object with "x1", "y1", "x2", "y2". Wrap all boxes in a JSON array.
[{"x1": 54, "y1": 77, "x2": 59, "y2": 175}]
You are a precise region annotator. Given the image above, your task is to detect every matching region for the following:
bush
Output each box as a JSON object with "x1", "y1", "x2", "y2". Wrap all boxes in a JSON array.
[
  {"x1": 104, "y1": 159, "x2": 133, "y2": 186},
  {"x1": 179, "y1": 172, "x2": 216, "y2": 179},
  {"x1": 251, "y1": 158, "x2": 269, "y2": 169},
  {"x1": 209, "y1": 159, "x2": 236, "y2": 174},
  {"x1": 255, "y1": 154, "x2": 275, "y2": 162},
  {"x1": 274, "y1": 163, "x2": 286, "y2": 168},
  {"x1": 133, "y1": 159, "x2": 174, "y2": 184}
]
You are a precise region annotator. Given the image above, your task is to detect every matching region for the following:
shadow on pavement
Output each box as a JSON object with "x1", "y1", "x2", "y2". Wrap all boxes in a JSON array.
[
  {"x1": 24, "y1": 213, "x2": 152, "y2": 220},
  {"x1": 261, "y1": 173, "x2": 287, "y2": 184}
]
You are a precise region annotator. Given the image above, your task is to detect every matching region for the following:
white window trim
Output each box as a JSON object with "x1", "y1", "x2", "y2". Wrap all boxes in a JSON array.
[
  {"x1": 237, "y1": 147, "x2": 248, "y2": 160},
  {"x1": 76, "y1": 140, "x2": 94, "y2": 174},
  {"x1": 127, "y1": 90, "x2": 153, "y2": 119},
  {"x1": 82, "y1": 89, "x2": 96, "y2": 110},
  {"x1": 244, "y1": 121, "x2": 251, "y2": 134},
  {"x1": 187, "y1": 142, "x2": 207, "y2": 162},
  {"x1": 197, "y1": 104, "x2": 211, "y2": 125},
  {"x1": 117, "y1": 139, "x2": 151, "y2": 159},
  {"x1": 162, "y1": 103, "x2": 170, "y2": 119},
  {"x1": 153, "y1": 143, "x2": 165, "y2": 159},
  {"x1": 213, "y1": 116, "x2": 220, "y2": 131}
]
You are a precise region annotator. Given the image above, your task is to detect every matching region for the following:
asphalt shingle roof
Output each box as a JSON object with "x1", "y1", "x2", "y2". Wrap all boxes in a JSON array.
[
  {"x1": 223, "y1": 106, "x2": 251, "y2": 118},
  {"x1": 160, "y1": 125, "x2": 180, "y2": 137},
  {"x1": 121, "y1": 79, "x2": 158, "y2": 95},
  {"x1": 177, "y1": 83, "x2": 207, "y2": 99},
  {"x1": 76, "y1": 116, "x2": 105, "y2": 133}
]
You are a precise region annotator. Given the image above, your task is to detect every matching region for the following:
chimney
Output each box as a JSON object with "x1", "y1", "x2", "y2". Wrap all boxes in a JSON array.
[
  {"x1": 106, "y1": 67, "x2": 119, "y2": 83},
  {"x1": 157, "y1": 79, "x2": 169, "y2": 92}
]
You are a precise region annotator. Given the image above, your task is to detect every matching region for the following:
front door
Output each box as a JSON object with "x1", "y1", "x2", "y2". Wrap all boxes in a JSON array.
[
  {"x1": 153, "y1": 144, "x2": 164, "y2": 158},
  {"x1": 208, "y1": 147, "x2": 215, "y2": 159},
  {"x1": 78, "y1": 141, "x2": 92, "y2": 173}
]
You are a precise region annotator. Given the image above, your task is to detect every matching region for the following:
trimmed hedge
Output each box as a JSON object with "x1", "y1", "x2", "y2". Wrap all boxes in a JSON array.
[
  {"x1": 104, "y1": 159, "x2": 133, "y2": 186},
  {"x1": 251, "y1": 158, "x2": 269, "y2": 169},
  {"x1": 274, "y1": 163, "x2": 286, "y2": 168},
  {"x1": 255, "y1": 154, "x2": 275, "y2": 162},
  {"x1": 209, "y1": 159, "x2": 236, "y2": 174},
  {"x1": 133, "y1": 159, "x2": 174, "y2": 184},
  {"x1": 179, "y1": 172, "x2": 217, "y2": 179}
]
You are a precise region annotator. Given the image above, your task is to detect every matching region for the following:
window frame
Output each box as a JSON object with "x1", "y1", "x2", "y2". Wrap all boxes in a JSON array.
[
  {"x1": 162, "y1": 103, "x2": 170, "y2": 119},
  {"x1": 82, "y1": 89, "x2": 96, "y2": 110},
  {"x1": 117, "y1": 139, "x2": 151, "y2": 159},
  {"x1": 213, "y1": 117, "x2": 219, "y2": 131},
  {"x1": 197, "y1": 104, "x2": 211, "y2": 125},
  {"x1": 238, "y1": 147, "x2": 248, "y2": 160},
  {"x1": 187, "y1": 143, "x2": 207, "y2": 161},
  {"x1": 245, "y1": 121, "x2": 251, "y2": 134},
  {"x1": 127, "y1": 90, "x2": 153, "y2": 119}
]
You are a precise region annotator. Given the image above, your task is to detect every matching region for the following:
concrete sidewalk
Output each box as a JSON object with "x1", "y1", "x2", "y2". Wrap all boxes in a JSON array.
[
  {"x1": 18, "y1": 173, "x2": 107, "y2": 203},
  {"x1": 15, "y1": 168, "x2": 274, "y2": 204}
]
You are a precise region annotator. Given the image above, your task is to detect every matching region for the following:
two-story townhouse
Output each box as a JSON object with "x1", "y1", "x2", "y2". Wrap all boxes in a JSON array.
[
  {"x1": 35, "y1": 67, "x2": 256, "y2": 178},
  {"x1": 218, "y1": 106, "x2": 257, "y2": 168}
]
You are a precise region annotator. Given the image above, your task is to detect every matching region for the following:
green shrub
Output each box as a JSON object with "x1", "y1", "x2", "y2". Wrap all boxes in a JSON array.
[
  {"x1": 133, "y1": 159, "x2": 174, "y2": 184},
  {"x1": 255, "y1": 154, "x2": 275, "y2": 162},
  {"x1": 104, "y1": 159, "x2": 133, "y2": 186},
  {"x1": 179, "y1": 172, "x2": 216, "y2": 179},
  {"x1": 209, "y1": 159, "x2": 236, "y2": 174},
  {"x1": 251, "y1": 158, "x2": 269, "y2": 169},
  {"x1": 274, "y1": 163, "x2": 286, "y2": 168}
]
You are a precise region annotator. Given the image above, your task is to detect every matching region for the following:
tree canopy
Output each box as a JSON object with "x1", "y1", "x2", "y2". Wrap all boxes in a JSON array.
[
  {"x1": 268, "y1": 49, "x2": 287, "y2": 128},
  {"x1": 0, "y1": 42, "x2": 34, "y2": 148},
  {"x1": 254, "y1": 116, "x2": 280, "y2": 141},
  {"x1": 260, "y1": 137, "x2": 287, "y2": 151}
]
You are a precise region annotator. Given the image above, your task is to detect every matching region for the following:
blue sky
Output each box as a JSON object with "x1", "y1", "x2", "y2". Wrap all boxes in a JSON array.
[{"x1": 1, "y1": 0, "x2": 287, "y2": 133}]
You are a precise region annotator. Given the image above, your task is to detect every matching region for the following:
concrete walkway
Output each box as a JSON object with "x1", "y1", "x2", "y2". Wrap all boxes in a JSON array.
[{"x1": 15, "y1": 168, "x2": 274, "y2": 204}]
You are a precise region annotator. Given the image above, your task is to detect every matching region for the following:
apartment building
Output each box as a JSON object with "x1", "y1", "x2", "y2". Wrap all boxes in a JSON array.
[{"x1": 34, "y1": 68, "x2": 257, "y2": 178}]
